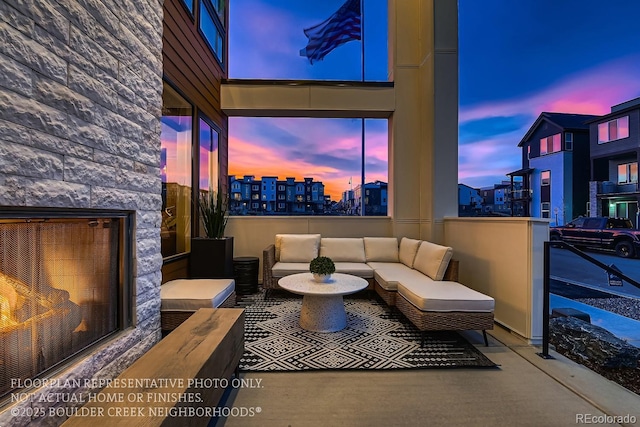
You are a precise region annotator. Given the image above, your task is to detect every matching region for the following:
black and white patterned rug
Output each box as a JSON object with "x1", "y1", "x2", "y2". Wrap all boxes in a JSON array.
[{"x1": 238, "y1": 294, "x2": 497, "y2": 371}]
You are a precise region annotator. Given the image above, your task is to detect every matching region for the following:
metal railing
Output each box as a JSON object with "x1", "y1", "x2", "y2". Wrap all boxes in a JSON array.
[{"x1": 539, "y1": 241, "x2": 640, "y2": 359}]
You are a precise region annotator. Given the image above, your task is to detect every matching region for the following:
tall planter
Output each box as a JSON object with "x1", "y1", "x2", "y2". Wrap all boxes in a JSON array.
[
  {"x1": 190, "y1": 237, "x2": 234, "y2": 279},
  {"x1": 191, "y1": 189, "x2": 233, "y2": 279}
]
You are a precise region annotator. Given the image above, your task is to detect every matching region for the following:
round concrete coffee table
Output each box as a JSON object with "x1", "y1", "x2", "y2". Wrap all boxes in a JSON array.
[{"x1": 278, "y1": 273, "x2": 369, "y2": 332}]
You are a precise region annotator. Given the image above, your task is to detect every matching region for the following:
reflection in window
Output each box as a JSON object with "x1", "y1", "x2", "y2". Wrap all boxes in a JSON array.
[
  {"x1": 199, "y1": 118, "x2": 219, "y2": 193},
  {"x1": 161, "y1": 83, "x2": 193, "y2": 258},
  {"x1": 228, "y1": 117, "x2": 388, "y2": 216},
  {"x1": 540, "y1": 133, "x2": 561, "y2": 155},
  {"x1": 618, "y1": 162, "x2": 638, "y2": 184},
  {"x1": 200, "y1": 0, "x2": 224, "y2": 64},
  {"x1": 211, "y1": 0, "x2": 225, "y2": 22},
  {"x1": 541, "y1": 170, "x2": 550, "y2": 186},
  {"x1": 181, "y1": 0, "x2": 194, "y2": 14},
  {"x1": 229, "y1": 0, "x2": 388, "y2": 81},
  {"x1": 598, "y1": 116, "x2": 629, "y2": 143}
]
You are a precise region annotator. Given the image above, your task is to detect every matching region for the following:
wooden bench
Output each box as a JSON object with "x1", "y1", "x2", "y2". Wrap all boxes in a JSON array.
[{"x1": 63, "y1": 308, "x2": 244, "y2": 427}]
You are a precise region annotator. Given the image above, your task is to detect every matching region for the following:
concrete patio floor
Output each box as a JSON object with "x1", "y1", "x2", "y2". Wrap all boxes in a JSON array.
[{"x1": 216, "y1": 324, "x2": 640, "y2": 427}]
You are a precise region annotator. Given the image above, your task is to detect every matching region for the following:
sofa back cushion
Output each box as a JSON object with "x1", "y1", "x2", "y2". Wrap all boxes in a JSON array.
[
  {"x1": 398, "y1": 237, "x2": 421, "y2": 268},
  {"x1": 412, "y1": 240, "x2": 453, "y2": 280},
  {"x1": 320, "y1": 238, "x2": 366, "y2": 262},
  {"x1": 364, "y1": 237, "x2": 399, "y2": 262},
  {"x1": 276, "y1": 234, "x2": 321, "y2": 262}
]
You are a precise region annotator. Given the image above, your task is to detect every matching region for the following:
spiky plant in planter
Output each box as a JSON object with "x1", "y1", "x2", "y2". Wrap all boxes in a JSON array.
[
  {"x1": 309, "y1": 256, "x2": 336, "y2": 282},
  {"x1": 190, "y1": 189, "x2": 233, "y2": 279},
  {"x1": 198, "y1": 190, "x2": 228, "y2": 239}
]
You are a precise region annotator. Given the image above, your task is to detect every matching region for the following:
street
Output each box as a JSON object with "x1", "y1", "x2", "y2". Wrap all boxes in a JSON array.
[{"x1": 550, "y1": 247, "x2": 640, "y2": 298}]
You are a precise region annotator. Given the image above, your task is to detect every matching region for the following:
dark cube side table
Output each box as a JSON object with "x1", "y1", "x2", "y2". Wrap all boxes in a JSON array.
[{"x1": 233, "y1": 256, "x2": 259, "y2": 295}]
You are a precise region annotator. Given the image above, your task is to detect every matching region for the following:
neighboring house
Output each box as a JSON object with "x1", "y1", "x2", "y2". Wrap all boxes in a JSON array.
[
  {"x1": 351, "y1": 181, "x2": 388, "y2": 216},
  {"x1": 458, "y1": 184, "x2": 481, "y2": 216},
  {"x1": 508, "y1": 112, "x2": 598, "y2": 226},
  {"x1": 587, "y1": 97, "x2": 640, "y2": 228},
  {"x1": 480, "y1": 181, "x2": 511, "y2": 215}
]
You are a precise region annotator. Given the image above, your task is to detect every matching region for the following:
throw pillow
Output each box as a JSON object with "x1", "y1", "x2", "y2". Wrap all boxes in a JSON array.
[
  {"x1": 412, "y1": 240, "x2": 453, "y2": 280},
  {"x1": 278, "y1": 234, "x2": 321, "y2": 263},
  {"x1": 363, "y1": 237, "x2": 399, "y2": 262},
  {"x1": 398, "y1": 237, "x2": 421, "y2": 267},
  {"x1": 320, "y1": 238, "x2": 366, "y2": 262}
]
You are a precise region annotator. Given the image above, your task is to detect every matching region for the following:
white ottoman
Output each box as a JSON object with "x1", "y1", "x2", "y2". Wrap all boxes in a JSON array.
[{"x1": 160, "y1": 279, "x2": 236, "y2": 331}]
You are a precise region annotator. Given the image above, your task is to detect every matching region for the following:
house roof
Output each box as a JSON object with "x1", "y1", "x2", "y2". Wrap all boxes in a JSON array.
[
  {"x1": 507, "y1": 167, "x2": 533, "y2": 176},
  {"x1": 517, "y1": 112, "x2": 599, "y2": 147},
  {"x1": 585, "y1": 97, "x2": 640, "y2": 124}
]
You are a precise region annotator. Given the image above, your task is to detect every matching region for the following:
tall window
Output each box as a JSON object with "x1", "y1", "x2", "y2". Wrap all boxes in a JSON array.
[
  {"x1": 199, "y1": 117, "x2": 220, "y2": 193},
  {"x1": 161, "y1": 83, "x2": 193, "y2": 257},
  {"x1": 540, "y1": 133, "x2": 561, "y2": 155},
  {"x1": 200, "y1": 0, "x2": 225, "y2": 64},
  {"x1": 564, "y1": 132, "x2": 573, "y2": 150},
  {"x1": 598, "y1": 116, "x2": 629, "y2": 143},
  {"x1": 618, "y1": 162, "x2": 638, "y2": 184},
  {"x1": 228, "y1": 117, "x2": 388, "y2": 216}
]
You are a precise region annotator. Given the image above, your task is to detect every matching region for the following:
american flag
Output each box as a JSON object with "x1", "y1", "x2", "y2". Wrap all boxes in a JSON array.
[{"x1": 300, "y1": 0, "x2": 361, "y2": 64}]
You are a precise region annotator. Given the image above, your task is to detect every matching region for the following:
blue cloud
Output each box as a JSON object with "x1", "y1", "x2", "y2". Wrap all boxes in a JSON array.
[{"x1": 459, "y1": 115, "x2": 530, "y2": 145}]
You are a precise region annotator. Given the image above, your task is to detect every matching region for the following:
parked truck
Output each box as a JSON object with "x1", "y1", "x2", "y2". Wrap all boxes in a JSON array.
[{"x1": 550, "y1": 217, "x2": 640, "y2": 258}]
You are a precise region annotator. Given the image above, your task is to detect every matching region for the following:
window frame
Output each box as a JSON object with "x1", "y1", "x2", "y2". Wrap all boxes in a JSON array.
[
  {"x1": 541, "y1": 202, "x2": 550, "y2": 218},
  {"x1": 197, "y1": 114, "x2": 221, "y2": 194},
  {"x1": 564, "y1": 132, "x2": 573, "y2": 151},
  {"x1": 198, "y1": 0, "x2": 225, "y2": 67},
  {"x1": 618, "y1": 162, "x2": 639, "y2": 184},
  {"x1": 160, "y1": 80, "x2": 195, "y2": 259},
  {"x1": 180, "y1": 0, "x2": 195, "y2": 16},
  {"x1": 598, "y1": 116, "x2": 630, "y2": 144},
  {"x1": 540, "y1": 133, "x2": 561, "y2": 155},
  {"x1": 541, "y1": 170, "x2": 551, "y2": 186}
]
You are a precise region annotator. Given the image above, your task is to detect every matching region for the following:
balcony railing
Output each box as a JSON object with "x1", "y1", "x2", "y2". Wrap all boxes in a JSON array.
[
  {"x1": 508, "y1": 189, "x2": 532, "y2": 200},
  {"x1": 595, "y1": 181, "x2": 640, "y2": 195}
]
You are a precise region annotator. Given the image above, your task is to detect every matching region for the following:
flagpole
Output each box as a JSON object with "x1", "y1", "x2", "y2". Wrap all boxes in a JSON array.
[{"x1": 360, "y1": 0, "x2": 365, "y2": 216}]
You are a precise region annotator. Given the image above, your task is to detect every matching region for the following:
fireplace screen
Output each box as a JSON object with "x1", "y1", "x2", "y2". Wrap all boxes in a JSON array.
[{"x1": 0, "y1": 216, "x2": 127, "y2": 399}]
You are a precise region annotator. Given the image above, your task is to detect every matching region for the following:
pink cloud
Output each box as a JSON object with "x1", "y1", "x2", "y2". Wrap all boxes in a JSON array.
[
  {"x1": 459, "y1": 55, "x2": 640, "y2": 187},
  {"x1": 460, "y1": 55, "x2": 640, "y2": 123}
]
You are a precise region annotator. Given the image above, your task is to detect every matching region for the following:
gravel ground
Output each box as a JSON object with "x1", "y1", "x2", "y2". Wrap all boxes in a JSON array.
[
  {"x1": 561, "y1": 295, "x2": 640, "y2": 396},
  {"x1": 574, "y1": 297, "x2": 640, "y2": 321}
]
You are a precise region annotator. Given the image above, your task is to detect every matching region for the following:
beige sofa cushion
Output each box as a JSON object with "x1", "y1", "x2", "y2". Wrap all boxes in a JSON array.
[
  {"x1": 272, "y1": 262, "x2": 311, "y2": 278},
  {"x1": 372, "y1": 264, "x2": 428, "y2": 291},
  {"x1": 412, "y1": 241, "x2": 453, "y2": 281},
  {"x1": 320, "y1": 238, "x2": 366, "y2": 262},
  {"x1": 363, "y1": 237, "x2": 399, "y2": 262},
  {"x1": 399, "y1": 237, "x2": 421, "y2": 268},
  {"x1": 278, "y1": 234, "x2": 321, "y2": 262},
  {"x1": 334, "y1": 262, "x2": 374, "y2": 278},
  {"x1": 398, "y1": 281, "x2": 495, "y2": 312}
]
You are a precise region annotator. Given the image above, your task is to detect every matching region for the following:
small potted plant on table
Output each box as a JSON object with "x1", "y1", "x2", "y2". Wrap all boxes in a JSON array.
[{"x1": 309, "y1": 256, "x2": 336, "y2": 283}]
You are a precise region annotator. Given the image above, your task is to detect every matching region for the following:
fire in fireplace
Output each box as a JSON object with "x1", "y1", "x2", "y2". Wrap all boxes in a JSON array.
[{"x1": 0, "y1": 211, "x2": 132, "y2": 400}]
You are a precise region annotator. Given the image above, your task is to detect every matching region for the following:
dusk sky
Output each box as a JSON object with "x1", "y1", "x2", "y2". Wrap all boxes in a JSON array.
[{"x1": 228, "y1": 0, "x2": 640, "y2": 198}]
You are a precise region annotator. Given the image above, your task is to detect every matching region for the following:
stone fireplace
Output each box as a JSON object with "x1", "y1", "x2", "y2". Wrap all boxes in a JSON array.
[
  {"x1": 0, "y1": 212, "x2": 133, "y2": 401},
  {"x1": 0, "y1": 0, "x2": 163, "y2": 425}
]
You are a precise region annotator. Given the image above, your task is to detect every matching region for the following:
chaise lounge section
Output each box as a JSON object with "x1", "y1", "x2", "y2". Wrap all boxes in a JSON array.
[{"x1": 262, "y1": 234, "x2": 495, "y2": 343}]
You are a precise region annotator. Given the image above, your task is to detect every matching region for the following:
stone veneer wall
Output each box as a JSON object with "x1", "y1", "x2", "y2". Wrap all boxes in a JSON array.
[{"x1": 0, "y1": 0, "x2": 163, "y2": 425}]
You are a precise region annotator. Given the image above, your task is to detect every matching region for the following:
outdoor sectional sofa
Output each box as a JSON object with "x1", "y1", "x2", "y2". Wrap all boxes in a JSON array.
[{"x1": 263, "y1": 234, "x2": 495, "y2": 344}]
